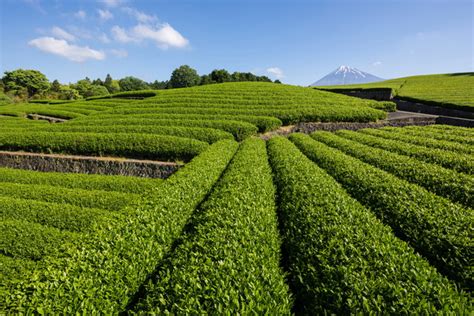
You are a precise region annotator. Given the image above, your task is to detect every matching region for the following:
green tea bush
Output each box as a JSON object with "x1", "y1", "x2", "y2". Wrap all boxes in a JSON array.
[
  {"x1": 132, "y1": 138, "x2": 292, "y2": 314},
  {"x1": 291, "y1": 133, "x2": 473, "y2": 290},
  {"x1": 2, "y1": 140, "x2": 238, "y2": 313},
  {"x1": 267, "y1": 136, "x2": 469, "y2": 313},
  {"x1": 0, "y1": 182, "x2": 138, "y2": 211},
  {"x1": 0, "y1": 167, "x2": 160, "y2": 194},
  {"x1": 338, "y1": 130, "x2": 473, "y2": 174},
  {"x1": 311, "y1": 131, "x2": 473, "y2": 207},
  {"x1": 0, "y1": 131, "x2": 208, "y2": 161}
]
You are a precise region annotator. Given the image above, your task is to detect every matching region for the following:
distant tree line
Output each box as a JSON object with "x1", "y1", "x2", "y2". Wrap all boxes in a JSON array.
[{"x1": 0, "y1": 66, "x2": 281, "y2": 102}]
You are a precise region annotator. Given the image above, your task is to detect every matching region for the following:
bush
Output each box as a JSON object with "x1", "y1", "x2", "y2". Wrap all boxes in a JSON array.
[
  {"x1": 0, "y1": 131, "x2": 208, "y2": 161},
  {"x1": 0, "y1": 196, "x2": 108, "y2": 232},
  {"x1": 3, "y1": 140, "x2": 239, "y2": 313},
  {"x1": 0, "y1": 182, "x2": 139, "y2": 211},
  {"x1": 267, "y1": 136, "x2": 469, "y2": 313},
  {"x1": 290, "y1": 133, "x2": 473, "y2": 290},
  {"x1": 132, "y1": 138, "x2": 292, "y2": 314},
  {"x1": 0, "y1": 167, "x2": 160, "y2": 194},
  {"x1": 311, "y1": 131, "x2": 474, "y2": 207},
  {"x1": 338, "y1": 130, "x2": 473, "y2": 174}
]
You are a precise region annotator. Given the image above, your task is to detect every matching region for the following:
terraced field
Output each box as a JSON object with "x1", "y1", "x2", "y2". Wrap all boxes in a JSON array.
[
  {"x1": 316, "y1": 73, "x2": 474, "y2": 111},
  {"x1": 0, "y1": 82, "x2": 472, "y2": 313}
]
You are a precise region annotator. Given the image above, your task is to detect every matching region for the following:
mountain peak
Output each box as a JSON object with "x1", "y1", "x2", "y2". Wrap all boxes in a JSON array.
[{"x1": 311, "y1": 66, "x2": 383, "y2": 86}]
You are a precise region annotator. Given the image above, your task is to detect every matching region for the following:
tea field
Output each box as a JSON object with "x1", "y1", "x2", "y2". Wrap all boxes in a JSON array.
[
  {"x1": 0, "y1": 82, "x2": 472, "y2": 314},
  {"x1": 316, "y1": 72, "x2": 474, "y2": 111}
]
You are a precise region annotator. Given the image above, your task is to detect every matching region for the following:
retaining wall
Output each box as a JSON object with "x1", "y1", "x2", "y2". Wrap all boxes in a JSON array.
[{"x1": 0, "y1": 151, "x2": 181, "y2": 178}]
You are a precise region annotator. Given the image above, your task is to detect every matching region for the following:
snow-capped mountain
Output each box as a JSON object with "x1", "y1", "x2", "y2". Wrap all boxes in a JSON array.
[{"x1": 311, "y1": 65, "x2": 383, "y2": 86}]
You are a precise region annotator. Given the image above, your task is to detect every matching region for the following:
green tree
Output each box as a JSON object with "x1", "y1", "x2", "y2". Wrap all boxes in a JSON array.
[
  {"x1": 169, "y1": 65, "x2": 200, "y2": 88},
  {"x1": 2, "y1": 69, "x2": 50, "y2": 97},
  {"x1": 210, "y1": 69, "x2": 231, "y2": 83},
  {"x1": 200, "y1": 74, "x2": 213, "y2": 85},
  {"x1": 51, "y1": 79, "x2": 61, "y2": 92},
  {"x1": 59, "y1": 86, "x2": 81, "y2": 100},
  {"x1": 150, "y1": 80, "x2": 169, "y2": 89},
  {"x1": 118, "y1": 76, "x2": 149, "y2": 91},
  {"x1": 73, "y1": 79, "x2": 110, "y2": 98},
  {"x1": 274, "y1": 79, "x2": 282, "y2": 84}
]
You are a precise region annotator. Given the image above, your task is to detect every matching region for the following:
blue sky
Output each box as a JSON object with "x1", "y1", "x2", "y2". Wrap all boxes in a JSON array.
[{"x1": 1, "y1": 0, "x2": 472, "y2": 85}]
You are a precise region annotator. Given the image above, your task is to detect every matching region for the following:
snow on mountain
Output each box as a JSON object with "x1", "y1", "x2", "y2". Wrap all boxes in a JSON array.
[{"x1": 310, "y1": 65, "x2": 383, "y2": 86}]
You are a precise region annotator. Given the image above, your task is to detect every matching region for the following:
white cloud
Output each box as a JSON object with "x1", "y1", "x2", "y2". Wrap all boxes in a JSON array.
[
  {"x1": 51, "y1": 26, "x2": 76, "y2": 42},
  {"x1": 98, "y1": 9, "x2": 113, "y2": 21},
  {"x1": 74, "y1": 10, "x2": 86, "y2": 19},
  {"x1": 266, "y1": 67, "x2": 284, "y2": 79},
  {"x1": 29, "y1": 37, "x2": 105, "y2": 62},
  {"x1": 132, "y1": 24, "x2": 189, "y2": 49},
  {"x1": 111, "y1": 23, "x2": 189, "y2": 49},
  {"x1": 122, "y1": 7, "x2": 157, "y2": 23},
  {"x1": 111, "y1": 25, "x2": 137, "y2": 43},
  {"x1": 99, "y1": 0, "x2": 123, "y2": 7},
  {"x1": 110, "y1": 48, "x2": 128, "y2": 58},
  {"x1": 372, "y1": 61, "x2": 382, "y2": 66},
  {"x1": 99, "y1": 33, "x2": 111, "y2": 43}
]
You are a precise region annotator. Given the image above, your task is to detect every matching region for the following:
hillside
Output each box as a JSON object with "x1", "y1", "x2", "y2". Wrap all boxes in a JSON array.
[
  {"x1": 0, "y1": 82, "x2": 393, "y2": 161},
  {"x1": 315, "y1": 73, "x2": 474, "y2": 111},
  {"x1": 1, "y1": 81, "x2": 472, "y2": 314}
]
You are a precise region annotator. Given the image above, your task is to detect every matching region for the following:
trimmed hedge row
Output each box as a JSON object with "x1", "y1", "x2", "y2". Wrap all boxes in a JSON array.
[
  {"x1": 29, "y1": 125, "x2": 234, "y2": 144},
  {"x1": 398, "y1": 126, "x2": 474, "y2": 146},
  {"x1": 132, "y1": 138, "x2": 292, "y2": 314},
  {"x1": 106, "y1": 104, "x2": 386, "y2": 124},
  {"x1": 2, "y1": 140, "x2": 239, "y2": 313},
  {"x1": 311, "y1": 131, "x2": 474, "y2": 207},
  {"x1": 362, "y1": 127, "x2": 474, "y2": 155},
  {"x1": 267, "y1": 136, "x2": 469, "y2": 313},
  {"x1": 0, "y1": 256, "x2": 37, "y2": 285},
  {"x1": 66, "y1": 118, "x2": 258, "y2": 141},
  {"x1": 86, "y1": 113, "x2": 282, "y2": 133},
  {"x1": 337, "y1": 130, "x2": 474, "y2": 175},
  {"x1": 0, "y1": 182, "x2": 138, "y2": 211},
  {"x1": 0, "y1": 167, "x2": 160, "y2": 194},
  {"x1": 426, "y1": 124, "x2": 474, "y2": 137},
  {"x1": 290, "y1": 133, "x2": 473, "y2": 290},
  {"x1": 1, "y1": 220, "x2": 79, "y2": 261},
  {"x1": 86, "y1": 90, "x2": 157, "y2": 100},
  {"x1": 0, "y1": 131, "x2": 208, "y2": 161},
  {"x1": 0, "y1": 196, "x2": 108, "y2": 232}
]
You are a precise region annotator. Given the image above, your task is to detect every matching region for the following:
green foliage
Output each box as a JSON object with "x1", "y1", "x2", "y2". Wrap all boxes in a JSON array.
[
  {"x1": 210, "y1": 68, "x2": 231, "y2": 83},
  {"x1": 2, "y1": 140, "x2": 238, "y2": 313},
  {"x1": 1, "y1": 220, "x2": 78, "y2": 260},
  {"x1": 33, "y1": 124, "x2": 234, "y2": 143},
  {"x1": 362, "y1": 127, "x2": 474, "y2": 154},
  {"x1": 0, "y1": 182, "x2": 138, "y2": 211},
  {"x1": 118, "y1": 76, "x2": 149, "y2": 91},
  {"x1": 0, "y1": 196, "x2": 108, "y2": 232},
  {"x1": 267, "y1": 136, "x2": 469, "y2": 313},
  {"x1": 73, "y1": 79, "x2": 110, "y2": 98},
  {"x1": 311, "y1": 131, "x2": 473, "y2": 207},
  {"x1": 88, "y1": 111, "x2": 282, "y2": 133},
  {"x1": 398, "y1": 126, "x2": 474, "y2": 146},
  {"x1": 169, "y1": 65, "x2": 201, "y2": 88},
  {"x1": 338, "y1": 129, "x2": 473, "y2": 174},
  {"x1": 0, "y1": 167, "x2": 160, "y2": 194},
  {"x1": 2, "y1": 69, "x2": 50, "y2": 98},
  {"x1": 317, "y1": 73, "x2": 474, "y2": 111},
  {"x1": 0, "y1": 131, "x2": 208, "y2": 161},
  {"x1": 290, "y1": 133, "x2": 474, "y2": 290},
  {"x1": 67, "y1": 118, "x2": 259, "y2": 141},
  {"x1": 133, "y1": 138, "x2": 292, "y2": 314}
]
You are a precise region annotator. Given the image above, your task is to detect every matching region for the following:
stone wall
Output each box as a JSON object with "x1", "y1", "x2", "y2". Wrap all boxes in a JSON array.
[{"x1": 0, "y1": 151, "x2": 181, "y2": 179}]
